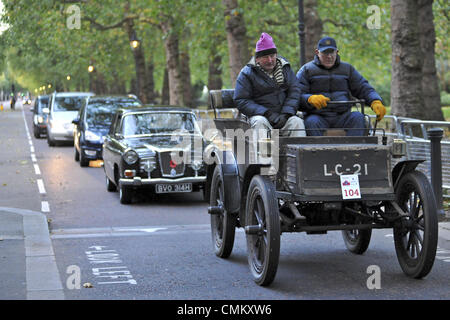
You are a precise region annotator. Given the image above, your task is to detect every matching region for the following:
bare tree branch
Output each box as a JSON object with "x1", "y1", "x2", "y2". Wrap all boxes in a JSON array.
[{"x1": 82, "y1": 16, "x2": 137, "y2": 31}]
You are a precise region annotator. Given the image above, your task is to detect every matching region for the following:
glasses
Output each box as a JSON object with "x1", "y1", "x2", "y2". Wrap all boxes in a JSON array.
[{"x1": 319, "y1": 50, "x2": 337, "y2": 56}]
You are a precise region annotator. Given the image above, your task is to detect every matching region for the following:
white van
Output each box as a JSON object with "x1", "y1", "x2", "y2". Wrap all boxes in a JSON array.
[{"x1": 47, "y1": 92, "x2": 94, "y2": 146}]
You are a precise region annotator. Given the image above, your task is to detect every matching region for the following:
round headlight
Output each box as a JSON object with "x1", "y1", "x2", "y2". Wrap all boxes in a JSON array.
[{"x1": 123, "y1": 149, "x2": 139, "y2": 165}]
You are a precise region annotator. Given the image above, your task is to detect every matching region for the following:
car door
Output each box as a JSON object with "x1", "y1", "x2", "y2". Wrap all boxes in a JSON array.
[{"x1": 103, "y1": 113, "x2": 123, "y2": 181}]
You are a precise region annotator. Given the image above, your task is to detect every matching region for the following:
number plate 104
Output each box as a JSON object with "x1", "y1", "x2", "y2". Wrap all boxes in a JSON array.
[{"x1": 340, "y1": 174, "x2": 361, "y2": 200}]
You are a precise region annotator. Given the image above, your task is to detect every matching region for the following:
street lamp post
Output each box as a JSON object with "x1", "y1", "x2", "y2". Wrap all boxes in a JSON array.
[
  {"x1": 130, "y1": 30, "x2": 141, "y2": 50},
  {"x1": 298, "y1": 0, "x2": 306, "y2": 67}
]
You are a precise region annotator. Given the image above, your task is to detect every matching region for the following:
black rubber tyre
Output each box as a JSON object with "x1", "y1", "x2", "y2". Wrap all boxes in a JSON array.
[
  {"x1": 342, "y1": 228, "x2": 372, "y2": 254},
  {"x1": 106, "y1": 175, "x2": 116, "y2": 192},
  {"x1": 34, "y1": 126, "x2": 40, "y2": 139},
  {"x1": 393, "y1": 170, "x2": 438, "y2": 279},
  {"x1": 74, "y1": 147, "x2": 80, "y2": 162},
  {"x1": 210, "y1": 166, "x2": 236, "y2": 258},
  {"x1": 119, "y1": 183, "x2": 132, "y2": 204},
  {"x1": 47, "y1": 134, "x2": 56, "y2": 147},
  {"x1": 79, "y1": 151, "x2": 89, "y2": 167},
  {"x1": 245, "y1": 175, "x2": 280, "y2": 286}
]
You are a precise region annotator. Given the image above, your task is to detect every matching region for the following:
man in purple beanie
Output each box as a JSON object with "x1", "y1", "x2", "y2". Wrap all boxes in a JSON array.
[{"x1": 234, "y1": 32, "x2": 305, "y2": 137}]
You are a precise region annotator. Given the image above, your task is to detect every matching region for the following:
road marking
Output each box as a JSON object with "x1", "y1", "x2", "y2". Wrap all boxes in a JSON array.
[
  {"x1": 41, "y1": 201, "x2": 50, "y2": 213},
  {"x1": 30, "y1": 146, "x2": 35, "y2": 153},
  {"x1": 86, "y1": 246, "x2": 137, "y2": 285},
  {"x1": 51, "y1": 224, "x2": 211, "y2": 239},
  {"x1": 34, "y1": 164, "x2": 41, "y2": 175},
  {"x1": 31, "y1": 153, "x2": 37, "y2": 162},
  {"x1": 36, "y1": 179, "x2": 46, "y2": 194}
]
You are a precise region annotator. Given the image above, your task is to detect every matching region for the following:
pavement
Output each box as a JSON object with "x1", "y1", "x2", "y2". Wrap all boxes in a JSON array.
[
  {"x1": 0, "y1": 100, "x2": 64, "y2": 300},
  {"x1": 0, "y1": 100, "x2": 449, "y2": 300}
]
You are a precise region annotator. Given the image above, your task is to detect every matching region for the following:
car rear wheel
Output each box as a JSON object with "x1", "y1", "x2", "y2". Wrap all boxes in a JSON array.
[{"x1": 342, "y1": 228, "x2": 372, "y2": 254}]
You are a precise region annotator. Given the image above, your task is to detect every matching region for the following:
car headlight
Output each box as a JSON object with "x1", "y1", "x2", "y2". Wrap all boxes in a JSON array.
[
  {"x1": 123, "y1": 149, "x2": 139, "y2": 165},
  {"x1": 85, "y1": 130, "x2": 102, "y2": 142},
  {"x1": 37, "y1": 116, "x2": 44, "y2": 124},
  {"x1": 191, "y1": 159, "x2": 203, "y2": 171}
]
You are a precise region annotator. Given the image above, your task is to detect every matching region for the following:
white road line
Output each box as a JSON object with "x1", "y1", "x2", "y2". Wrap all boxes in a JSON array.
[
  {"x1": 31, "y1": 153, "x2": 37, "y2": 162},
  {"x1": 50, "y1": 224, "x2": 212, "y2": 239},
  {"x1": 36, "y1": 179, "x2": 46, "y2": 194},
  {"x1": 34, "y1": 164, "x2": 41, "y2": 175},
  {"x1": 41, "y1": 201, "x2": 50, "y2": 212},
  {"x1": 30, "y1": 146, "x2": 34, "y2": 153}
]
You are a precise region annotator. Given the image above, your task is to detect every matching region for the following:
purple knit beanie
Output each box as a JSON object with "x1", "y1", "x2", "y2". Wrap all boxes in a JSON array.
[{"x1": 255, "y1": 33, "x2": 277, "y2": 58}]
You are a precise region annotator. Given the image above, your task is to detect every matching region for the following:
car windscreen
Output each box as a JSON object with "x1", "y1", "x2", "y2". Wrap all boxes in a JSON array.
[
  {"x1": 37, "y1": 98, "x2": 49, "y2": 113},
  {"x1": 53, "y1": 96, "x2": 86, "y2": 112},
  {"x1": 121, "y1": 112, "x2": 200, "y2": 136}
]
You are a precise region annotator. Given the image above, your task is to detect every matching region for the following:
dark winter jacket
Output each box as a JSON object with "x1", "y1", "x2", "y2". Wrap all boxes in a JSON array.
[
  {"x1": 233, "y1": 56, "x2": 301, "y2": 117},
  {"x1": 296, "y1": 55, "x2": 382, "y2": 117}
]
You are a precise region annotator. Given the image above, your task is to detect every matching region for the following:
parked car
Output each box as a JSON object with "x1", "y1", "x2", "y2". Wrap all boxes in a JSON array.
[
  {"x1": 103, "y1": 106, "x2": 207, "y2": 204},
  {"x1": 46, "y1": 91, "x2": 94, "y2": 146},
  {"x1": 24, "y1": 96, "x2": 32, "y2": 105},
  {"x1": 72, "y1": 95, "x2": 142, "y2": 167},
  {"x1": 31, "y1": 95, "x2": 49, "y2": 138}
]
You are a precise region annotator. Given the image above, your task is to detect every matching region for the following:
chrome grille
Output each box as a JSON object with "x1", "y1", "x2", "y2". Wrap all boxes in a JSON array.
[{"x1": 158, "y1": 151, "x2": 185, "y2": 177}]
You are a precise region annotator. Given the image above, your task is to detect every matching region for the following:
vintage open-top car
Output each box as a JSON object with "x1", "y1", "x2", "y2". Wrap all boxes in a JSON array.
[
  {"x1": 204, "y1": 89, "x2": 438, "y2": 286},
  {"x1": 103, "y1": 106, "x2": 207, "y2": 204}
]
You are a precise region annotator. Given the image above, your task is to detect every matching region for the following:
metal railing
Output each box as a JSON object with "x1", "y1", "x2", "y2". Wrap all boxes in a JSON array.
[{"x1": 369, "y1": 115, "x2": 450, "y2": 209}]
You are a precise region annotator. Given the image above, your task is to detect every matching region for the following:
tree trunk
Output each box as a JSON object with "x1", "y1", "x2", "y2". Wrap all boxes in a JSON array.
[
  {"x1": 146, "y1": 58, "x2": 156, "y2": 104},
  {"x1": 208, "y1": 51, "x2": 223, "y2": 90},
  {"x1": 390, "y1": 0, "x2": 425, "y2": 119},
  {"x1": 222, "y1": 0, "x2": 249, "y2": 87},
  {"x1": 161, "y1": 20, "x2": 183, "y2": 106},
  {"x1": 180, "y1": 51, "x2": 193, "y2": 107},
  {"x1": 124, "y1": 22, "x2": 148, "y2": 103},
  {"x1": 123, "y1": 2, "x2": 148, "y2": 103},
  {"x1": 418, "y1": 0, "x2": 444, "y2": 120},
  {"x1": 304, "y1": 0, "x2": 323, "y2": 63},
  {"x1": 161, "y1": 68, "x2": 170, "y2": 105}
]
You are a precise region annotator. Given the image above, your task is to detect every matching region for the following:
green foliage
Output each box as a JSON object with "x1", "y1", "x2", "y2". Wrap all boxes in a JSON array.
[
  {"x1": 0, "y1": 0, "x2": 446, "y2": 103},
  {"x1": 441, "y1": 92, "x2": 450, "y2": 106}
]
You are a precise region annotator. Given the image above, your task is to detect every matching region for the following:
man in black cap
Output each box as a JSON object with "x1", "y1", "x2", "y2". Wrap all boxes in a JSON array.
[{"x1": 296, "y1": 36, "x2": 386, "y2": 136}]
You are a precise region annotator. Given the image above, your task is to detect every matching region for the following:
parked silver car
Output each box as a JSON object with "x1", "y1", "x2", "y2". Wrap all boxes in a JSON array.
[{"x1": 47, "y1": 92, "x2": 94, "y2": 146}]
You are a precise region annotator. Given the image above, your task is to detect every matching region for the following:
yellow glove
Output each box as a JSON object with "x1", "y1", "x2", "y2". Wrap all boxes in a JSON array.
[
  {"x1": 308, "y1": 95, "x2": 330, "y2": 110},
  {"x1": 371, "y1": 100, "x2": 386, "y2": 121}
]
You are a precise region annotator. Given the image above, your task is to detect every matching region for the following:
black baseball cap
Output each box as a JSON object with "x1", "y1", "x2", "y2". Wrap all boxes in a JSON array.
[{"x1": 317, "y1": 37, "x2": 337, "y2": 52}]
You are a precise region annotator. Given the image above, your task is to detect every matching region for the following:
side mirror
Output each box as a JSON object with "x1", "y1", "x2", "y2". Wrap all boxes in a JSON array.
[{"x1": 43, "y1": 107, "x2": 50, "y2": 114}]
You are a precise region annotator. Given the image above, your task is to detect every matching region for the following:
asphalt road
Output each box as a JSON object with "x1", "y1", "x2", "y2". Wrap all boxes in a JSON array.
[{"x1": 19, "y1": 102, "x2": 450, "y2": 301}]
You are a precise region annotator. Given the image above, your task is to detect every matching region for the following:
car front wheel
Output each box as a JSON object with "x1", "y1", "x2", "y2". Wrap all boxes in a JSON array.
[{"x1": 119, "y1": 183, "x2": 132, "y2": 204}]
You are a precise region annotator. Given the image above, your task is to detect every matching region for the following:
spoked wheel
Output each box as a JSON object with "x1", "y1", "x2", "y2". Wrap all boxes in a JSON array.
[
  {"x1": 393, "y1": 170, "x2": 438, "y2": 278},
  {"x1": 245, "y1": 175, "x2": 280, "y2": 286},
  {"x1": 342, "y1": 223, "x2": 372, "y2": 254},
  {"x1": 209, "y1": 166, "x2": 236, "y2": 258}
]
